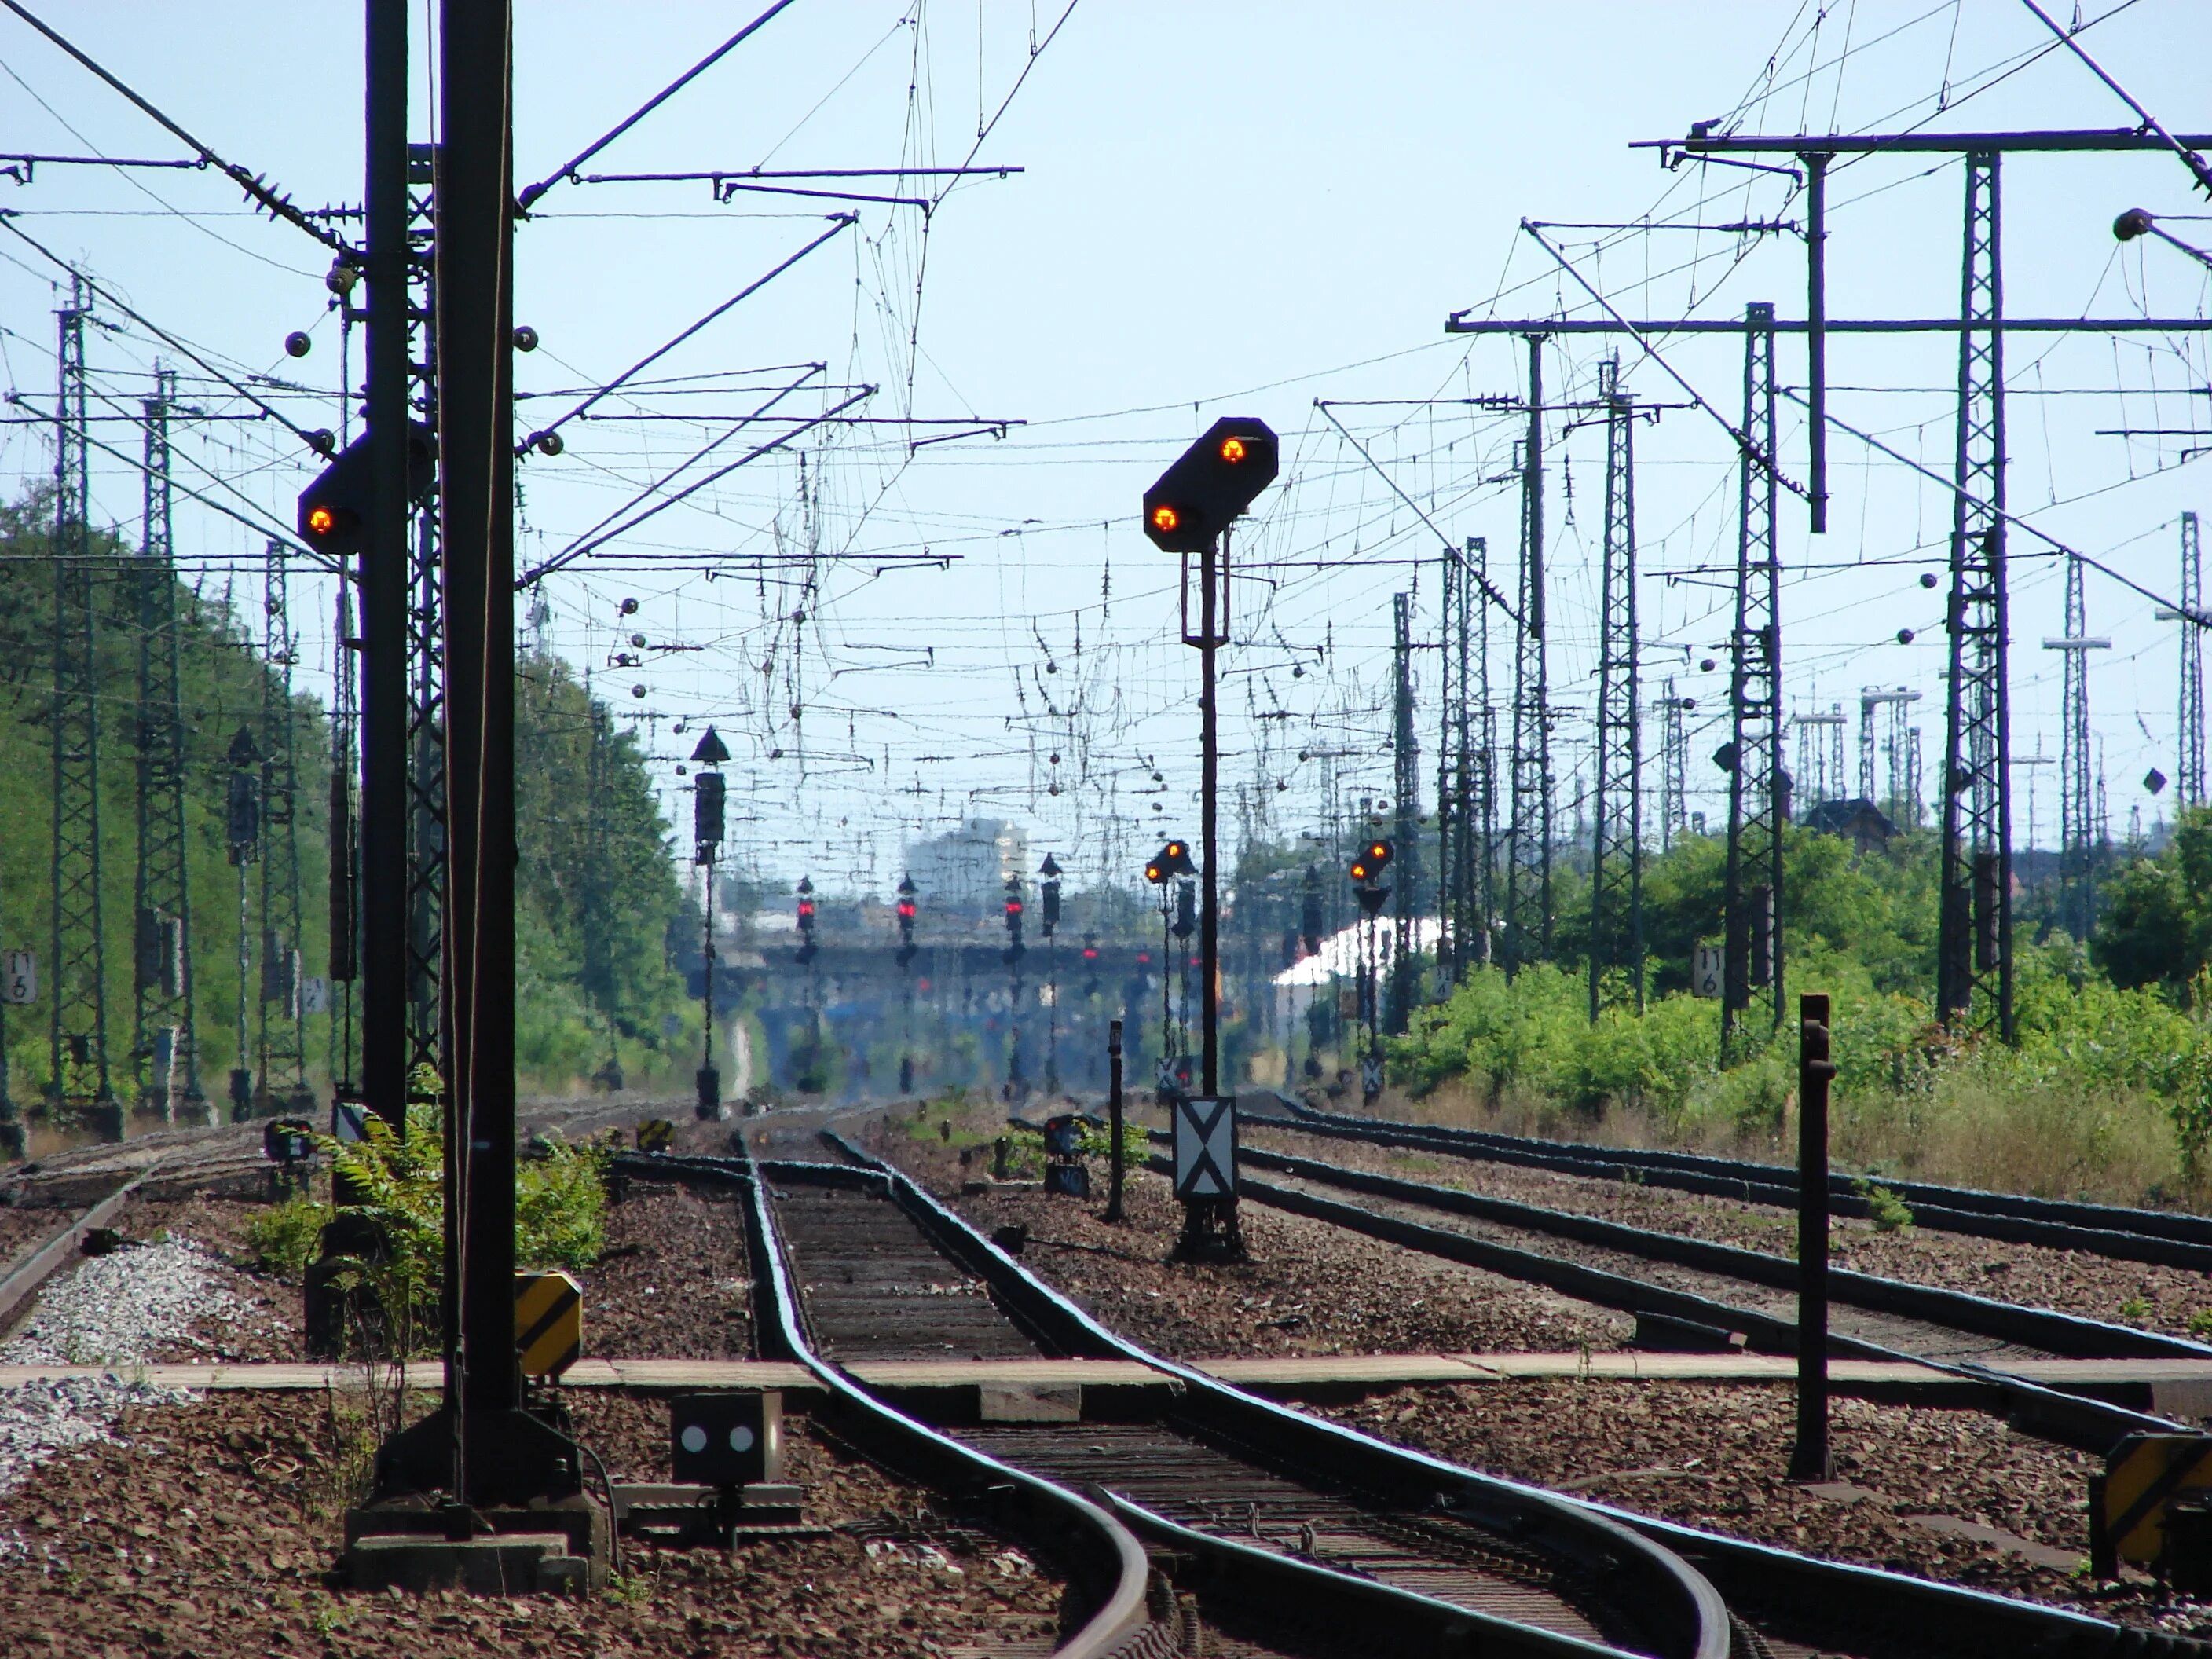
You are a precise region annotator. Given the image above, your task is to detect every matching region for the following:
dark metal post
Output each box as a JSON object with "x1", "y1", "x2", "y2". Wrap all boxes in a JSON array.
[
  {"x1": 1200, "y1": 537, "x2": 1221, "y2": 1096},
  {"x1": 698, "y1": 861, "x2": 718, "y2": 1115},
  {"x1": 360, "y1": 0, "x2": 410, "y2": 1134},
  {"x1": 1105, "y1": 1017, "x2": 1125, "y2": 1223},
  {"x1": 1791, "y1": 991, "x2": 1836, "y2": 1481},
  {"x1": 1806, "y1": 151, "x2": 1830, "y2": 535},
  {"x1": 436, "y1": 0, "x2": 531, "y2": 1479}
]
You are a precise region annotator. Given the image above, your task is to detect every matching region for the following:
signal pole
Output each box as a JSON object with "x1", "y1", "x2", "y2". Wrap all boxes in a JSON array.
[{"x1": 692, "y1": 727, "x2": 728, "y2": 1118}]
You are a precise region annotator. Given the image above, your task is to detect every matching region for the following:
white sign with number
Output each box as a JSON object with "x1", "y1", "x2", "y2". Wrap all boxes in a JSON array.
[
  {"x1": 1, "y1": 952, "x2": 34, "y2": 1006},
  {"x1": 1692, "y1": 945, "x2": 1723, "y2": 999}
]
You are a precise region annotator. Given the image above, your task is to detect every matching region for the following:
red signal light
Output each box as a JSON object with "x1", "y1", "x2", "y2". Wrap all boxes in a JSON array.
[
  {"x1": 1151, "y1": 504, "x2": 1180, "y2": 533},
  {"x1": 1219, "y1": 435, "x2": 1247, "y2": 463},
  {"x1": 896, "y1": 899, "x2": 915, "y2": 921},
  {"x1": 306, "y1": 505, "x2": 337, "y2": 537}
]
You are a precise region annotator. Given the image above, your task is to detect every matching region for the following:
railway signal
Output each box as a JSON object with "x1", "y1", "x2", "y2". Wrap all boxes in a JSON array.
[
  {"x1": 1141, "y1": 417, "x2": 1280, "y2": 554},
  {"x1": 895, "y1": 873, "x2": 918, "y2": 967},
  {"x1": 1038, "y1": 853, "x2": 1062, "y2": 938},
  {"x1": 1003, "y1": 873, "x2": 1025, "y2": 960},
  {"x1": 1143, "y1": 417, "x2": 1277, "y2": 1264},
  {"x1": 691, "y1": 727, "x2": 728, "y2": 1121},
  {"x1": 795, "y1": 877, "x2": 818, "y2": 966},
  {"x1": 294, "y1": 425, "x2": 434, "y2": 558}
]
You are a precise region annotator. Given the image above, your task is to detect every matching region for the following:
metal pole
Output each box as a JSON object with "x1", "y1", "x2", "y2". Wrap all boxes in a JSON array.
[
  {"x1": 698, "y1": 861, "x2": 717, "y2": 1115},
  {"x1": 360, "y1": 0, "x2": 410, "y2": 1135},
  {"x1": 437, "y1": 0, "x2": 528, "y2": 1475},
  {"x1": 1105, "y1": 1017, "x2": 1125, "y2": 1223},
  {"x1": 1200, "y1": 536, "x2": 1221, "y2": 1096},
  {"x1": 1791, "y1": 991, "x2": 1836, "y2": 1481},
  {"x1": 1806, "y1": 152, "x2": 1830, "y2": 535}
]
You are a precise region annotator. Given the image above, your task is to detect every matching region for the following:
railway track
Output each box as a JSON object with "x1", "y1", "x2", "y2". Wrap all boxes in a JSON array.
[
  {"x1": 1160, "y1": 1122, "x2": 2206, "y2": 1456},
  {"x1": 1258, "y1": 1093, "x2": 2212, "y2": 1273},
  {"x1": 741, "y1": 1141, "x2": 1732, "y2": 1659},
  {"x1": 749, "y1": 1128, "x2": 2211, "y2": 1659}
]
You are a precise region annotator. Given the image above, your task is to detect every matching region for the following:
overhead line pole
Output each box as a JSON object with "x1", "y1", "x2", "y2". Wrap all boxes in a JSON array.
[{"x1": 359, "y1": 0, "x2": 409, "y2": 1135}]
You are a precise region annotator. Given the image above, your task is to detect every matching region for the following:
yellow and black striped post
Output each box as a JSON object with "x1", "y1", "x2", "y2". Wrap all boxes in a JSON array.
[{"x1": 515, "y1": 1270, "x2": 582, "y2": 1380}]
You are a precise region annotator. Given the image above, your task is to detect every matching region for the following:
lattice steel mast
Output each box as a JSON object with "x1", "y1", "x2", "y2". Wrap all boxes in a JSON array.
[
  {"x1": 1386, "y1": 591, "x2": 1419, "y2": 1032},
  {"x1": 1589, "y1": 358, "x2": 1643, "y2": 1017},
  {"x1": 1936, "y1": 152, "x2": 2014, "y2": 1042},
  {"x1": 1503, "y1": 334, "x2": 1551, "y2": 976},
  {"x1": 48, "y1": 274, "x2": 116, "y2": 1130},
  {"x1": 258, "y1": 540, "x2": 311, "y2": 1111},
  {"x1": 1657, "y1": 679, "x2": 1690, "y2": 852},
  {"x1": 2047, "y1": 552, "x2": 2108, "y2": 940},
  {"x1": 132, "y1": 367, "x2": 203, "y2": 1123},
  {"x1": 405, "y1": 147, "x2": 446, "y2": 1087},
  {"x1": 1436, "y1": 540, "x2": 1478, "y2": 983},
  {"x1": 1721, "y1": 302, "x2": 1783, "y2": 1060},
  {"x1": 2163, "y1": 511, "x2": 2206, "y2": 808}
]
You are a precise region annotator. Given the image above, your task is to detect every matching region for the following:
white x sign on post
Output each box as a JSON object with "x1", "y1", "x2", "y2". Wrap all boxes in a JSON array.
[{"x1": 1173, "y1": 1094, "x2": 1237, "y2": 1199}]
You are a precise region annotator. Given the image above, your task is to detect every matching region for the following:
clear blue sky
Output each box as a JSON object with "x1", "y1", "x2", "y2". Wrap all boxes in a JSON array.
[{"x1": 2, "y1": 2, "x2": 2207, "y2": 902}]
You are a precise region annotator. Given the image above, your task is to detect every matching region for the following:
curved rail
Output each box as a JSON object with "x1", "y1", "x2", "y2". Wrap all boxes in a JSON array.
[
  {"x1": 623, "y1": 1151, "x2": 1167, "y2": 1659},
  {"x1": 911, "y1": 1126, "x2": 2212, "y2": 1657},
  {"x1": 1257, "y1": 1093, "x2": 2212, "y2": 1271},
  {"x1": 805, "y1": 1131, "x2": 1733, "y2": 1659}
]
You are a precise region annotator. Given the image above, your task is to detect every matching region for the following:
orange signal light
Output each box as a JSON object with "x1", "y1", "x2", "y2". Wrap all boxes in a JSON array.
[
  {"x1": 306, "y1": 505, "x2": 337, "y2": 537},
  {"x1": 1350, "y1": 860, "x2": 1372, "y2": 882},
  {"x1": 1219, "y1": 435, "x2": 1247, "y2": 463},
  {"x1": 1367, "y1": 840, "x2": 1390, "y2": 862},
  {"x1": 1151, "y1": 504, "x2": 1181, "y2": 533}
]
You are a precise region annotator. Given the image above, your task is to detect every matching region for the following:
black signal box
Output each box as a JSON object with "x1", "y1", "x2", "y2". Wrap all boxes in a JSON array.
[{"x1": 1141, "y1": 417, "x2": 1279, "y2": 553}]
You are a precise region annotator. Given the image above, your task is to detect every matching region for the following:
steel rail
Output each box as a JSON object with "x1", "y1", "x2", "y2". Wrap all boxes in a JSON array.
[
  {"x1": 1260, "y1": 1093, "x2": 2212, "y2": 1268},
  {"x1": 986, "y1": 1119, "x2": 2208, "y2": 1657},
  {"x1": 614, "y1": 1151, "x2": 1167, "y2": 1659},
  {"x1": 1190, "y1": 1147, "x2": 2180, "y2": 1456},
  {"x1": 804, "y1": 1133, "x2": 1733, "y2": 1659}
]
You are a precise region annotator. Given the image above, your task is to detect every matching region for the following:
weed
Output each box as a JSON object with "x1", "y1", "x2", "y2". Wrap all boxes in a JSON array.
[
  {"x1": 2186, "y1": 1309, "x2": 2212, "y2": 1339},
  {"x1": 2120, "y1": 1296, "x2": 2154, "y2": 1321},
  {"x1": 1854, "y1": 1179, "x2": 1915, "y2": 1233}
]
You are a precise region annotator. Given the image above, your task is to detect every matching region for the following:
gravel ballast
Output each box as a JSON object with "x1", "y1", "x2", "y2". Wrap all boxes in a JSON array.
[
  {"x1": 870, "y1": 1123, "x2": 1632, "y2": 1357},
  {"x1": 1246, "y1": 1122, "x2": 2212, "y2": 1346},
  {"x1": 0, "y1": 1391, "x2": 1069, "y2": 1658}
]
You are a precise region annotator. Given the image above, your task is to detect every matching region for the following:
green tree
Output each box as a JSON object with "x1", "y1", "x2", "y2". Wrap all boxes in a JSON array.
[{"x1": 2093, "y1": 808, "x2": 2212, "y2": 991}]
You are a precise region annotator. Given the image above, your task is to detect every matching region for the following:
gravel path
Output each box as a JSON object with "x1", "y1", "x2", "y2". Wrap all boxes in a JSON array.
[
  {"x1": 871, "y1": 1126, "x2": 1632, "y2": 1358},
  {"x1": 0, "y1": 1391, "x2": 1068, "y2": 1658},
  {"x1": 1246, "y1": 1123, "x2": 2212, "y2": 1346}
]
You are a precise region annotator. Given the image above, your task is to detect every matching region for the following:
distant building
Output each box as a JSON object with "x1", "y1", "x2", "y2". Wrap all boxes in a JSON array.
[
  {"x1": 903, "y1": 818, "x2": 1029, "y2": 926},
  {"x1": 1802, "y1": 797, "x2": 1896, "y2": 857}
]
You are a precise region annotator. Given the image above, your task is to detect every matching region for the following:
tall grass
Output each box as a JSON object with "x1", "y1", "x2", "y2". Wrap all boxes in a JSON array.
[{"x1": 1380, "y1": 944, "x2": 2210, "y2": 1207}]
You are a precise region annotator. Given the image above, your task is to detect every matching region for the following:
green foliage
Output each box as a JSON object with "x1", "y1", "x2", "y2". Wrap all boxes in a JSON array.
[
  {"x1": 245, "y1": 1195, "x2": 328, "y2": 1278},
  {"x1": 2173, "y1": 1038, "x2": 2212, "y2": 1181},
  {"x1": 0, "y1": 489, "x2": 332, "y2": 1092},
  {"x1": 244, "y1": 1107, "x2": 609, "y2": 1353},
  {"x1": 2095, "y1": 808, "x2": 2212, "y2": 991},
  {"x1": 1853, "y1": 1178, "x2": 1915, "y2": 1232}
]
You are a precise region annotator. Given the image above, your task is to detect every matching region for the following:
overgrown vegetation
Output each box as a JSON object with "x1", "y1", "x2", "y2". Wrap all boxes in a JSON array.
[
  {"x1": 1372, "y1": 813, "x2": 2212, "y2": 1206},
  {"x1": 0, "y1": 489, "x2": 693, "y2": 1097},
  {"x1": 247, "y1": 1104, "x2": 613, "y2": 1354}
]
